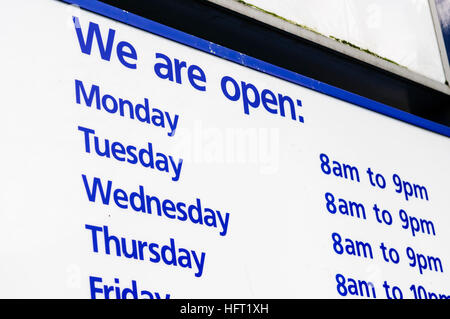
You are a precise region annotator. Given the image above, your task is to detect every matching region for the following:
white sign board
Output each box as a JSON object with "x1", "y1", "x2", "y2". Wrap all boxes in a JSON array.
[{"x1": 0, "y1": 0, "x2": 449, "y2": 299}]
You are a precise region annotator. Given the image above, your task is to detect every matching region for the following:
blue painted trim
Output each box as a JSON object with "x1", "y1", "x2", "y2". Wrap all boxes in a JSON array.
[{"x1": 61, "y1": 0, "x2": 450, "y2": 137}]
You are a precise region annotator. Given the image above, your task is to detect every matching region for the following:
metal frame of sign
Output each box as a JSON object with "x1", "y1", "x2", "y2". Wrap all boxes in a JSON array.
[
  {"x1": 61, "y1": 0, "x2": 450, "y2": 137},
  {"x1": 429, "y1": 0, "x2": 450, "y2": 90}
]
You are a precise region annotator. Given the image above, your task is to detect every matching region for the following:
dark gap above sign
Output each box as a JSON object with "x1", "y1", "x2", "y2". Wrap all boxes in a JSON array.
[{"x1": 99, "y1": 0, "x2": 450, "y2": 127}]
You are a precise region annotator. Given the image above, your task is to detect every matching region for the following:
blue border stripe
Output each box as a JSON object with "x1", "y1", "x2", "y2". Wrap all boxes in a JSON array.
[{"x1": 61, "y1": 0, "x2": 450, "y2": 137}]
